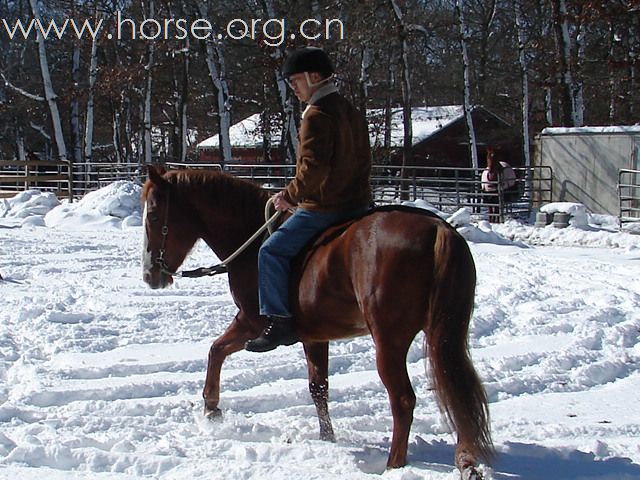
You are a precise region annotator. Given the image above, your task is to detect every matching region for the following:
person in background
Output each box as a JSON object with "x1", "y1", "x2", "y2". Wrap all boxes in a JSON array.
[
  {"x1": 481, "y1": 147, "x2": 518, "y2": 222},
  {"x1": 245, "y1": 47, "x2": 372, "y2": 353}
]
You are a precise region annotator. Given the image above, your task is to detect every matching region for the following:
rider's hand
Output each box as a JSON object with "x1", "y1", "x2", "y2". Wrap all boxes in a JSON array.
[{"x1": 273, "y1": 191, "x2": 294, "y2": 212}]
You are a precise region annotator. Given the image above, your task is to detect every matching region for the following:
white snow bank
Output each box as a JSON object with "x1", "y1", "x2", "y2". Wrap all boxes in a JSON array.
[
  {"x1": 404, "y1": 200, "x2": 527, "y2": 247},
  {"x1": 494, "y1": 219, "x2": 640, "y2": 250},
  {"x1": 0, "y1": 190, "x2": 60, "y2": 227},
  {"x1": 403, "y1": 199, "x2": 640, "y2": 250},
  {"x1": 44, "y1": 181, "x2": 142, "y2": 230}
]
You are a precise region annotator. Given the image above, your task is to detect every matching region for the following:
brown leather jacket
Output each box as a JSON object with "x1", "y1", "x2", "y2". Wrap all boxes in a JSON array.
[{"x1": 283, "y1": 91, "x2": 372, "y2": 212}]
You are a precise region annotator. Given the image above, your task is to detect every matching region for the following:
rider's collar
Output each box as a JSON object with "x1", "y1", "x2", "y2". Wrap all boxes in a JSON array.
[
  {"x1": 302, "y1": 82, "x2": 338, "y2": 118},
  {"x1": 308, "y1": 82, "x2": 338, "y2": 106}
]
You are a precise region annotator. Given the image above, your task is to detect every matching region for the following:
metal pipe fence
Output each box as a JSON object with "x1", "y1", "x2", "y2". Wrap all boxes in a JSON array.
[
  {"x1": 618, "y1": 169, "x2": 640, "y2": 227},
  {"x1": 213, "y1": 163, "x2": 553, "y2": 222},
  {"x1": 71, "y1": 162, "x2": 144, "y2": 197},
  {"x1": 2, "y1": 159, "x2": 553, "y2": 223}
]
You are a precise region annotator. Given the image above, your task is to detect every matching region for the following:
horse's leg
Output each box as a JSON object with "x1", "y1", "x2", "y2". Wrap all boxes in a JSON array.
[
  {"x1": 374, "y1": 336, "x2": 416, "y2": 468},
  {"x1": 456, "y1": 445, "x2": 481, "y2": 479},
  {"x1": 303, "y1": 341, "x2": 335, "y2": 442},
  {"x1": 202, "y1": 316, "x2": 256, "y2": 417}
]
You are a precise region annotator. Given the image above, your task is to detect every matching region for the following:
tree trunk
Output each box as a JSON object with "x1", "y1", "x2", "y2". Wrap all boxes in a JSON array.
[
  {"x1": 180, "y1": 39, "x2": 189, "y2": 164},
  {"x1": 384, "y1": 55, "x2": 395, "y2": 165},
  {"x1": 513, "y1": 0, "x2": 531, "y2": 168},
  {"x1": 84, "y1": 8, "x2": 99, "y2": 181},
  {"x1": 456, "y1": 0, "x2": 479, "y2": 169},
  {"x1": 260, "y1": 0, "x2": 297, "y2": 163},
  {"x1": 608, "y1": 20, "x2": 617, "y2": 124},
  {"x1": 550, "y1": 0, "x2": 580, "y2": 126},
  {"x1": 29, "y1": 0, "x2": 68, "y2": 163},
  {"x1": 359, "y1": 46, "x2": 373, "y2": 110},
  {"x1": 15, "y1": 124, "x2": 26, "y2": 161},
  {"x1": 390, "y1": 0, "x2": 412, "y2": 200},
  {"x1": 197, "y1": 1, "x2": 232, "y2": 166},
  {"x1": 477, "y1": 0, "x2": 497, "y2": 98},
  {"x1": 71, "y1": 39, "x2": 82, "y2": 165},
  {"x1": 143, "y1": 0, "x2": 155, "y2": 165},
  {"x1": 574, "y1": 5, "x2": 585, "y2": 126},
  {"x1": 113, "y1": 108, "x2": 123, "y2": 164}
]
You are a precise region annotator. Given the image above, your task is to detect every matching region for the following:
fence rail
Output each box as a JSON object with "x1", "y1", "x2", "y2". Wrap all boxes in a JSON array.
[
  {"x1": 618, "y1": 168, "x2": 640, "y2": 226},
  {"x1": 218, "y1": 163, "x2": 553, "y2": 222},
  {"x1": 0, "y1": 160, "x2": 71, "y2": 199},
  {"x1": 1, "y1": 160, "x2": 553, "y2": 222},
  {"x1": 71, "y1": 162, "x2": 143, "y2": 197}
]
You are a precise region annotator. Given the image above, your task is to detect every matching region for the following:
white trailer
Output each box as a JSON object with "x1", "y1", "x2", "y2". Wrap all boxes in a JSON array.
[{"x1": 536, "y1": 126, "x2": 640, "y2": 216}]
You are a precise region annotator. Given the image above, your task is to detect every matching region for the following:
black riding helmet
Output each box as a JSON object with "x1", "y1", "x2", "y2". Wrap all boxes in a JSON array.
[{"x1": 282, "y1": 47, "x2": 334, "y2": 78}]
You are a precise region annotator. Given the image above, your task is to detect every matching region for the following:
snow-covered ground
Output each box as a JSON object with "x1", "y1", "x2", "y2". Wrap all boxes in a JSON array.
[{"x1": 1, "y1": 184, "x2": 639, "y2": 480}]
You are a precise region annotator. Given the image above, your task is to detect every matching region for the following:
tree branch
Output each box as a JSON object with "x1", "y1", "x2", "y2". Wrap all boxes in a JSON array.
[{"x1": 0, "y1": 72, "x2": 45, "y2": 102}]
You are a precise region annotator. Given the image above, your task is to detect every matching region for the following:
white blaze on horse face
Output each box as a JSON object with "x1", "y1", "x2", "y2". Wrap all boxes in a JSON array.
[{"x1": 141, "y1": 201, "x2": 154, "y2": 277}]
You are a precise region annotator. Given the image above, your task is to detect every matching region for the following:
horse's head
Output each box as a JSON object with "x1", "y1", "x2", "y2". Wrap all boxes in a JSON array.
[
  {"x1": 141, "y1": 165, "x2": 198, "y2": 289},
  {"x1": 486, "y1": 148, "x2": 496, "y2": 170}
]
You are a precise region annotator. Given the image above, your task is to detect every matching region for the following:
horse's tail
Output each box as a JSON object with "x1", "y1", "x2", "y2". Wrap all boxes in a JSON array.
[{"x1": 424, "y1": 224, "x2": 494, "y2": 463}]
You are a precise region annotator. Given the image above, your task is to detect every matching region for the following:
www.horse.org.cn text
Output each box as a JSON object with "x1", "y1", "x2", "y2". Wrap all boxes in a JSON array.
[{"x1": 1, "y1": 13, "x2": 346, "y2": 47}]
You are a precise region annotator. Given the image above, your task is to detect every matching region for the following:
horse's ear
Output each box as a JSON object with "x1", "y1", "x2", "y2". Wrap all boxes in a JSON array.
[{"x1": 147, "y1": 164, "x2": 168, "y2": 187}]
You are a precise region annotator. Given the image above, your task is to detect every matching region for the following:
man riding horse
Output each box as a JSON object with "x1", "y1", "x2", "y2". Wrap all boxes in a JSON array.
[{"x1": 246, "y1": 47, "x2": 373, "y2": 352}]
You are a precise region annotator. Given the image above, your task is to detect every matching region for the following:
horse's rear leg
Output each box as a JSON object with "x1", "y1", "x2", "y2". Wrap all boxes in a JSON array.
[
  {"x1": 203, "y1": 317, "x2": 257, "y2": 417},
  {"x1": 303, "y1": 341, "x2": 335, "y2": 442},
  {"x1": 456, "y1": 446, "x2": 482, "y2": 479},
  {"x1": 375, "y1": 338, "x2": 416, "y2": 468}
]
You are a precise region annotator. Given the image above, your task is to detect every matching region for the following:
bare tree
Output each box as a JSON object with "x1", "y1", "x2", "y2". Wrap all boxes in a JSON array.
[
  {"x1": 513, "y1": 0, "x2": 531, "y2": 168},
  {"x1": 550, "y1": 0, "x2": 582, "y2": 126},
  {"x1": 28, "y1": 0, "x2": 68, "y2": 162},
  {"x1": 455, "y1": 0, "x2": 479, "y2": 169},
  {"x1": 196, "y1": 0, "x2": 232, "y2": 165},
  {"x1": 389, "y1": 0, "x2": 413, "y2": 199},
  {"x1": 84, "y1": 7, "x2": 100, "y2": 166}
]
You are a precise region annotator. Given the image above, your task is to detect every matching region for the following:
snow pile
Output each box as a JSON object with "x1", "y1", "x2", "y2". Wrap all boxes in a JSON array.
[
  {"x1": 491, "y1": 202, "x2": 640, "y2": 250},
  {"x1": 403, "y1": 199, "x2": 640, "y2": 250},
  {"x1": 404, "y1": 200, "x2": 527, "y2": 247},
  {"x1": 540, "y1": 202, "x2": 589, "y2": 228},
  {"x1": 494, "y1": 220, "x2": 640, "y2": 250},
  {"x1": 0, "y1": 190, "x2": 60, "y2": 227},
  {"x1": 44, "y1": 181, "x2": 142, "y2": 230}
]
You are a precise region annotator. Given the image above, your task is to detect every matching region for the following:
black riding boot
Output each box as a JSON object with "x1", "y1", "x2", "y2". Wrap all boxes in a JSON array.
[{"x1": 245, "y1": 316, "x2": 299, "y2": 352}]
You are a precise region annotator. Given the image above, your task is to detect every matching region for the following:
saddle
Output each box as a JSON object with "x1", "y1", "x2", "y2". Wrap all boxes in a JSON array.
[{"x1": 289, "y1": 204, "x2": 445, "y2": 272}]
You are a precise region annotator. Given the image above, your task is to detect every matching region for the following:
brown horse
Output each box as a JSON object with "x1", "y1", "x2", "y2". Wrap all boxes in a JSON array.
[{"x1": 141, "y1": 165, "x2": 493, "y2": 476}]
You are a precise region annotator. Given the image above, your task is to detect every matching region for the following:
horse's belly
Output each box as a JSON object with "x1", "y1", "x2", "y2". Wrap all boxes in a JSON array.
[{"x1": 294, "y1": 261, "x2": 369, "y2": 342}]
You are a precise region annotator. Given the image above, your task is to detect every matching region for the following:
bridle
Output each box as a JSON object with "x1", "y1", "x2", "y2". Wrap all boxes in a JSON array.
[
  {"x1": 149, "y1": 191, "x2": 283, "y2": 279},
  {"x1": 154, "y1": 188, "x2": 176, "y2": 277}
]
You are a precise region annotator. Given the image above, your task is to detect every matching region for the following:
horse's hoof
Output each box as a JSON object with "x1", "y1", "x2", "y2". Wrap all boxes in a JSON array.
[
  {"x1": 204, "y1": 406, "x2": 222, "y2": 420},
  {"x1": 461, "y1": 466, "x2": 483, "y2": 480},
  {"x1": 320, "y1": 432, "x2": 336, "y2": 443}
]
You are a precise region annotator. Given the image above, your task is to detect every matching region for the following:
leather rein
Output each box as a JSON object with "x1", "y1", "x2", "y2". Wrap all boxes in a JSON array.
[{"x1": 154, "y1": 195, "x2": 283, "y2": 278}]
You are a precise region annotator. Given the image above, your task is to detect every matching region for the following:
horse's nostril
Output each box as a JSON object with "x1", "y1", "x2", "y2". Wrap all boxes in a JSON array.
[{"x1": 143, "y1": 272, "x2": 152, "y2": 285}]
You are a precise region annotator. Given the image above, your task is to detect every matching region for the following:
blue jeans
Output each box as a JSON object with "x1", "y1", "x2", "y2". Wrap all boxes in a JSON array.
[{"x1": 258, "y1": 207, "x2": 367, "y2": 317}]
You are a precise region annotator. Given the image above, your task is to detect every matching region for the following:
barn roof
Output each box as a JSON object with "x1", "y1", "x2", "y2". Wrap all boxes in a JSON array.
[
  {"x1": 541, "y1": 126, "x2": 640, "y2": 135},
  {"x1": 196, "y1": 105, "x2": 482, "y2": 150},
  {"x1": 197, "y1": 113, "x2": 266, "y2": 149}
]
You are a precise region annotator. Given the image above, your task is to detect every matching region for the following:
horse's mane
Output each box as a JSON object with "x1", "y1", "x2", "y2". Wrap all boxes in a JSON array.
[{"x1": 147, "y1": 168, "x2": 270, "y2": 223}]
